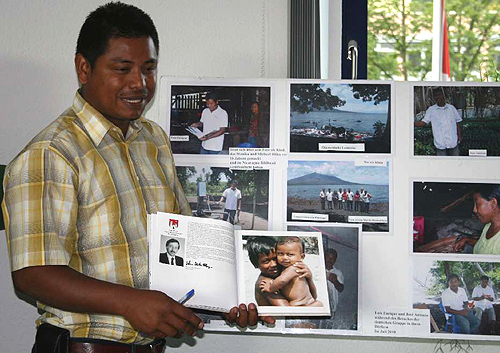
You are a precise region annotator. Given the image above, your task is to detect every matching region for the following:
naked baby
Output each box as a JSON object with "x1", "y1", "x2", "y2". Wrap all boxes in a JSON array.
[{"x1": 259, "y1": 236, "x2": 323, "y2": 307}]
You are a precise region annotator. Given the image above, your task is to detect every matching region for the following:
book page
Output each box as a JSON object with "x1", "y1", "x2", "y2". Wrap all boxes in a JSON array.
[{"x1": 149, "y1": 212, "x2": 238, "y2": 312}]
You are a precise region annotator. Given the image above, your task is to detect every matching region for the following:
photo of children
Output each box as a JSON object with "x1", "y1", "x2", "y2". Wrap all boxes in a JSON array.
[
  {"x1": 413, "y1": 84, "x2": 500, "y2": 157},
  {"x1": 290, "y1": 83, "x2": 391, "y2": 154},
  {"x1": 242, "y1": 232, "x2": 330, "y2": 316},
  {"x1": 246, "y1": 236, "x2": 322, "y2": 308},
  {"x1": 287, "y1": 160, "x2": 390, "y2": 232},
  {"x1": 413, "y1": 258, "x2": 499, "y2": 335},
  {"x1": 168, "y1": 84, "x2": 271, "y2": 154},
  {"x1": 413, "y1": 181, "x2": 500, "y2": 254},
  {"x1": 176, "y1": 165, "x2": 269, "y2": 230},
  {"x1": 284, "y1": 223, "x2": 359, "y2": 331}
]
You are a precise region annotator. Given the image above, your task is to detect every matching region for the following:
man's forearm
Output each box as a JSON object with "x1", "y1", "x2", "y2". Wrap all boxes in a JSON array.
[{"x1": 12, "y1": 265, "x2": 135, "y2": 317}]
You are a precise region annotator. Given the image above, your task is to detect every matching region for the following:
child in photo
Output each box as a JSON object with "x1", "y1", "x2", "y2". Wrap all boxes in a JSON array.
[{"x1": 260, "y1": 236, "x2": 323, "y2": 307}]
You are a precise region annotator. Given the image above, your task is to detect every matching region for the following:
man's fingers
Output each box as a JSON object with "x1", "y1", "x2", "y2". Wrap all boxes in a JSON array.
[
  {"x1": 156, "y1": 322, "x2": 178, "y2": 338},
  {"x1": 223, "y1": 306, "x2": 238, "y2": 323},
  {"x1": 236, "y1": 304, "x2": 248, "y2": 327},
  {"x1": 260, "y1": 315, "x2": 276, "y2": 325},
  {"x1": 247, "y1": 303, "x2": 259, "y2": 326}
]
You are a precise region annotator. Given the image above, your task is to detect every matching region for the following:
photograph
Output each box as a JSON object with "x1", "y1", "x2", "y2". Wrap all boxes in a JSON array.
[
  {"x1": 287, "y1": 160, "x2": 390, "y2": 232},
  {"x1": 241, "y1": 232, "x2": 330, "y2": 317},
  {"x1": 413, "y1": 181, "x2": 500, "y2": 255},
  {"x1": 413, "y1": 258, "x2": 500, "y2": 336},
  {"x1": 167, "y1": 84, "x2": 271, "y2": 154},
  {"x1": 159, "y1": 236, "x2": 185, "y2": 267},
  {"x1": 176, "y1": 164, "x2": 270, "y2": 230},
  {"x1": 413, "y1": 84, "x2": 500, "y2": 157},
  {"x1": 290, "y1": 83, "x2": 391, "y2": 154},
  {"x1": 283, "y1": 223, "x2": 359, "y2": 332}
]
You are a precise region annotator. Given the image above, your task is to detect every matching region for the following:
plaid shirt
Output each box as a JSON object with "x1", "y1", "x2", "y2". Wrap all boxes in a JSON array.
[{"x1": 2, "y1": 92, "x2": 190, "y2": 343}]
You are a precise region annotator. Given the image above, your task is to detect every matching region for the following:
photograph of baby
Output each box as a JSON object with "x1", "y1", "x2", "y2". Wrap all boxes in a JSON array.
[
  {"x1": 413, "y1": 84, "x2": 500, "y2": 157},
  {"x1": 287, "y1": 160, "x2": 390, "y2": 232},
  {"x1": 167, "y1": 84, "x2": 271, "y2": 154},
  {"x1": 290, "y1": 82, "x2": 392, "y2": 154},
  {"x1": 176, "y1": 164, "x2": 269, "y2": 230},
  {"x1": 413, "y1": 181, "x2": 500, "y2": 255},
  {"x1": 241, "y1": 232, "x2": 330, "y2": 316},
  {"x1": 413, "y1": 257, "x2": 500, "y2": 336}
]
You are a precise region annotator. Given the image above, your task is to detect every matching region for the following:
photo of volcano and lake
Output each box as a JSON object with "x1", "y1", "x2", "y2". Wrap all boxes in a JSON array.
[
  {"x1": 290, "y1": 83, "x2": 392, "y2": 154},
  {"x1": 287, "y1": 160, "x2": 390, "y2": 232}
]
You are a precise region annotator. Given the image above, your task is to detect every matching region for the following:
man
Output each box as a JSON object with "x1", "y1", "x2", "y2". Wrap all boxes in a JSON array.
[
  {"x1": 2, "y1": 3, "x2": 272, "y2": 352},
  {"x1": 320, "y1": 249, "x2": 344, "y2": 329},
  {"x1": 190, "y1": 93, "x2": 228, "y2": 154},
  {"x1": 441, "y1": 274, "x2": 480, "y2": 334},
  {"x1": 219, "y1": 180, "x2": 242, "y2": 225},
  {"x1": 319, "y1": 188, "x2": 326, "y2": 210},
  {"x1": 472, "y1": 275, "x2": 496, "y2": 333},
  {"x1": 326, "y1": 188, "x2": 333, "y2": 210},
  {"x1": 414, "y1": 87, "x2": 462, "y2": 156},
  {"x1": 159, "y1": 238, "x2": 184, "y2": 266}
]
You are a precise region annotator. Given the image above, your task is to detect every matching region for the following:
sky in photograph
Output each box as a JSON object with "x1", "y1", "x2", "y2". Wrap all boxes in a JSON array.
[
  {"x1": 179, "y1": 165, "x2": 229, "y2": 183},
  {"x1": 288, "y1": 161, "x2": 389, "y2": 185},
  {"x1": 317, "y1": 84, "x2": 389, "y2": 114}
]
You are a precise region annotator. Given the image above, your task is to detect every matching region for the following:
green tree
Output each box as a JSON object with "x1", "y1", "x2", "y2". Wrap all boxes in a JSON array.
[
  {"x1": 291, "y1": 84, "x2": 346, "y2": 113},
  {"x1": 368, "y1": 0, "x2": 433, "y2": 80},
  {"x1": 368, "y1": 0, "x2": 500, "y2": 81}
]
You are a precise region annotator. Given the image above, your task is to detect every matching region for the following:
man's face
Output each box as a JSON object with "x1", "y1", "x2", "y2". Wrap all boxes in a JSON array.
[
  {"x1": 257, "y1": 250, "x2": 278, "y2": 278},
  {"x1": 231, "y1": 182, "x2": 237, "y2": 190},
  {"x1": 166, "y1": 242, "x2": 180, "y2": 256},
  {"x1": 77, "y1": 36, "x2": 157, "y2": 129},
  {"x1": 449, "y1": 277, "x2": 460, "y2": 292},
  {"x1": 206, "y1": 99, "x2": 218, "y2": 112},
  {"x1": 434, "y1": 91, "x2": 445, "y2": 107},
  {"x1": 325, "y1": 252, "x2": 337, "y2": 270},
  {"x1": 481, "y1": 279, "x2": 489, "y2": 288},
  {"x1": 276, "y1": 242, "x2": 304, "y2": 268}
]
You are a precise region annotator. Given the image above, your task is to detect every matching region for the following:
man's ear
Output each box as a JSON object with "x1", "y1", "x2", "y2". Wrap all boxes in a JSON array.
[
  {"x1": 75, "y1": 53, "x2": 91, "y2": 85},
  {"x1": 491, "y1": 197, "x2": 498, "y2": 210}
]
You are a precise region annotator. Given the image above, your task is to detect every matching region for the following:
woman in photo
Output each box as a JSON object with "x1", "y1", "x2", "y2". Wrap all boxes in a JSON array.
[
  {"x1": 454, "y1": 185, "x2": 500, "y2": 255},
  {"x1": 246, "y1": 101, "x2": 269, "y2": 148}
]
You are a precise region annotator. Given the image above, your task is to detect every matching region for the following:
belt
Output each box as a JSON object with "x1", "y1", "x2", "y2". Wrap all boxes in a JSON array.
[{"x1": 68, "y1": 339, "x2": 165, "y2": 353}]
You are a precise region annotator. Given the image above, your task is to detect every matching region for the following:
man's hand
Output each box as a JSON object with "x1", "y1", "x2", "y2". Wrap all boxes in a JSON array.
[
  {"x1": 122, "y1": 289, "x2": 203, "y2": 338},
  {"x1": 328, "y1": 272, "x2": 338, "y2": 282},
  {"x1": 223, "y1": 303, "x2": 275, "y2": 327}
]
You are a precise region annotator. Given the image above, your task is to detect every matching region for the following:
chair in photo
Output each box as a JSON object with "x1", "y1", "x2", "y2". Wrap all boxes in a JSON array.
[{"x1": 439, "y1": 301, "x2": 460, "y2": 333}]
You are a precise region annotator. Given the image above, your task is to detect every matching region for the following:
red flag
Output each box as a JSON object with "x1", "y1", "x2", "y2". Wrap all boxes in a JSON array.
[{"x1": 441, "y1": 0, "x2": 450, "y2": 80}]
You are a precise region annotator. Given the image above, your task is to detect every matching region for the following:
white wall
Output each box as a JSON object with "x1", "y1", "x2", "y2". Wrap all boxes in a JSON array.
[{"x1": 1, "y1": 1, "x2": 499, "y2": 353}]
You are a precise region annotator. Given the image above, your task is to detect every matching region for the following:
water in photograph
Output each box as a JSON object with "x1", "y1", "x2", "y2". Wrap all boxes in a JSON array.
[
  {"x1": 291, "y1": 110, "x2": 388, "y2": 134},
  {"x1": 288, "y1": 184, "x2": 389, "y2": 204}
]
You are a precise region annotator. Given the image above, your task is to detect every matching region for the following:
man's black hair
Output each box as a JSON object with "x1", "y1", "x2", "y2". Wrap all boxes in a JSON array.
[
  {"x1": 432, "y1": 87, "x2": 444, "y2": 96},
  {"x1": 76, "y1": 1, "x2": 159, "y2": 69},
  {"x1": 481, "y1": 275, "x2": 490, "y2": 281},
  {"x1": 206, "y1": 92, "x2": 219, "y2": 102},
  {"x1": 166, "y1": 238, "x2": 180, "y2": 247},
  {"x1": 448, "y1": 273, "x2": 460, "y2": 283},
  {"x1": 246, "y1": 236, "x2": 276, "y2": 268}
]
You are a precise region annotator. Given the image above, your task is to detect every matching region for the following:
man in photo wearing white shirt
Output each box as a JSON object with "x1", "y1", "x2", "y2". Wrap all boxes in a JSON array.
[
  {"x1": 191, "y1": 93, "x2": 228, "y2": 154},
  {"x1": 220, "y1": 180, "x2": 242, "y2": 225},
  {"x1": 472, "y1": 275, "x2": 496, "y2": 333},
  {"x1": 320, "y1": 248, "x2": 344, "y2": 329},
  {"x1": 441, "y1": 274, "x2": 480, "y2": 334},
  {"x1": 415, "y1": 87, "x2": 462, "y2": 156}
]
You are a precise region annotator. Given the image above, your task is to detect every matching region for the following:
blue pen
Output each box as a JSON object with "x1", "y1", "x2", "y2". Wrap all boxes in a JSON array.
[{"x1": 178, "y1": 289, "x2": 195, "y2": 305}]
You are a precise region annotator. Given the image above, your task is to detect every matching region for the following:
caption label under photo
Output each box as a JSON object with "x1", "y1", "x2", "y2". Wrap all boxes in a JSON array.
[
  {"x1": 366, "y1": 308, "x2": 430, "y2": 337},
  {"x1": 319, "y1": 143, "x2": 365, "y2": 152},
  {"x1": 291, "y1": 213, "x2": 329, "y2": 221},
  {"x1": 229, "y1": 148, "x2": 287, "y2": 170},
  {"x1": 348, "y1": 216, "x2": 388, "y2": 223},
  {"x1": 170, "y1": 135, "x2": 190, "y2": 142},
  {"x1": 469, "y1": 149, "x2": 487, "y2": 157}
]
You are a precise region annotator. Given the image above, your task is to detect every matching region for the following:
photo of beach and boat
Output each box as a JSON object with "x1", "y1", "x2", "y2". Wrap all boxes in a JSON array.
[
  {"x1": 290, "y1": 83, "x2": 392, "y2": 154},
  {"x1": 287, "y1": 160, "x2": 390, "y2": 232}
]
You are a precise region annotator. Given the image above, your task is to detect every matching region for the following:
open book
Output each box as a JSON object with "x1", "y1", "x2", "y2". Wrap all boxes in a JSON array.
[{"x1": 148, "y1": 212, "x2": 331, "y2": 317}]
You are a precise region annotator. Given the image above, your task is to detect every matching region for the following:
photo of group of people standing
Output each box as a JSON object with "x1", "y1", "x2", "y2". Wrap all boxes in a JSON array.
[{"x1": 319, "y1": 188, "x2": 373, "y2": 213}]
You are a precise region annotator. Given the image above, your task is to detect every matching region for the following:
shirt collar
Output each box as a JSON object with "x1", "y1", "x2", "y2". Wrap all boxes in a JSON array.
[{"x1": 72, "y1": 91, "x2": 146, "y2": 146}]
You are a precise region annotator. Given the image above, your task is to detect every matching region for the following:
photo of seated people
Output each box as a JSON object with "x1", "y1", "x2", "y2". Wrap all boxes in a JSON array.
[
  {"x1": 414, "y1": 85, "x2": 500, "y2": 157},
  {"x1": 168, "y1": 85, "x2": 271, "y2": 154},
  {"x1": 413, "y1": 259, "x2": 499, "y2": 335},
  {"x1": 413, "y1": 181, "x2": 500, "y2": 255}
]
